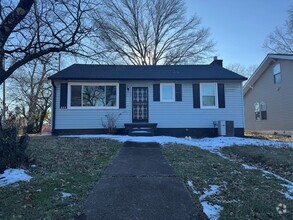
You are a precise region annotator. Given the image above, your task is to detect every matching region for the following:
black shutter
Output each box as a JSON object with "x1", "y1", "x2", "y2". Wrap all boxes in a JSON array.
[
  {"x1": 60, "y1": 83, "x2": 68, "y2": 109},
  {"x1": 218, "y1": 83, "x2": 225, "y2": 108},
  {"x1": 119, "y1": 84, "x2": 126, "y2": 108},
  {"x1": 175, "y1": 84, "x2": 182, "y2": 101},
  {"x1": 193, "y1": 84, "x2": 200, "y2": 108},
  {"x1": 153, "y1": 84, "x2": 160, "y2": 101}
]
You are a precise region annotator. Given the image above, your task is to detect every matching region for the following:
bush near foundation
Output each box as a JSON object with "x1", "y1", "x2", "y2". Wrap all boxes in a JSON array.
[{"x1": 0, "y1": 113, "x2": 29, "y2": 174}]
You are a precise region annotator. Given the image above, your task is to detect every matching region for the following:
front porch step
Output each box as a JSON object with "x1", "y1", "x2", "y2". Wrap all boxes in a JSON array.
[{"x1": 125, "y1": 123, "x2": 157, "y2": 136}]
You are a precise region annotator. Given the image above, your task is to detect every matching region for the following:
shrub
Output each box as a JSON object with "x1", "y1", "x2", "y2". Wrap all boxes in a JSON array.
[
  {"x1": 101, "y1": 113, "x2": 122, "y2": 134},
  {"x1": 0, "y1": 113, "x2": 29, "y2": 174}
]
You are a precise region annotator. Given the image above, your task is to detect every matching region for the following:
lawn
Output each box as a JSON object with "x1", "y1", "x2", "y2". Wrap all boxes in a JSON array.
[
  {"x1": 221, "y1": 145, "x2": 293, "y2": 181},
  {"x1": 0, "y1": 136, "x2": 121, "y2": 219},
  {"x1": 163, "y1": 143, "x2": 293, "y2": 219}
]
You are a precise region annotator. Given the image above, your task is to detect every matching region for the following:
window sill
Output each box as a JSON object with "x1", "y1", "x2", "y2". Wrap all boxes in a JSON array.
[
  {"x1": 67, "y1": 107, "x2": 119, "y2": 110},
  {"x1": 160, "y1": 100, "x2": 176, "y2": 102},
  {"x1": 200, "y1": 106, "x2": 219, "y2": 109}
]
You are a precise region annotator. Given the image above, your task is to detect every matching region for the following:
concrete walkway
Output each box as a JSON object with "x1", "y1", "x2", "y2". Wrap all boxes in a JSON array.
[{"x1": 82, "y1": 141, "x2": 201, "y2": 220}]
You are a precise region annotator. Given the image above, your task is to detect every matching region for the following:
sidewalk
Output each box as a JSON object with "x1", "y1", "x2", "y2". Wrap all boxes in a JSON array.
[{"x1": 81, "y1": 141, "x2": 201, "y2": 220}]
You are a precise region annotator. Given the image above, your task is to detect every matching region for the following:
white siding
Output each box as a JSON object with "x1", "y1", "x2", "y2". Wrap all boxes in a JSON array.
[{"x1": 55, "y1": 81, "x2": 244, "y2": 129}]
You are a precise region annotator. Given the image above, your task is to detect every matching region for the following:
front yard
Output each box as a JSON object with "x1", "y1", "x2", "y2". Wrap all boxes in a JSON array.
[
  {"x1": 1, "y1": 134, "x2": 292, "y2": 219},
  {"x1": 0, "y1": 136, "x2": 121, "y2": 219},
  {"x1": 163, "y1": 143, "x2": 293, "y2": 219}
]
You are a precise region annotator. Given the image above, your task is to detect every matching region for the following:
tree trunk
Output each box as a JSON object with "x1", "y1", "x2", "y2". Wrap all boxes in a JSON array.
[{"x1": 37, "y1": 110, "x2": 47, "y2": 134}]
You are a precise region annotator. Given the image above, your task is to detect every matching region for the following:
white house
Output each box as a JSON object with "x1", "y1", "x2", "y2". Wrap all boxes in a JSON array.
[{"x1": 49, "y1": 59, "x2": 247, "y2": 137}]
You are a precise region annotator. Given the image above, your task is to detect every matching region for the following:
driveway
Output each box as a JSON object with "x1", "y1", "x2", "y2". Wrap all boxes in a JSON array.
[{"x1": 82, "y1": 141, "x2": 201, "y2": 220}]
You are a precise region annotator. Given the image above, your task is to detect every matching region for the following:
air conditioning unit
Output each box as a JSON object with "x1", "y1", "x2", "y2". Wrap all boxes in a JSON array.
[{"x1": 218, "y1": 121, "x2": 234, "y2": 136}]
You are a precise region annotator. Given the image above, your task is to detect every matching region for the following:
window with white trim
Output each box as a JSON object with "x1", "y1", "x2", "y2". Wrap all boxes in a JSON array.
[
  {"x1": 69, "y1": 83, "x2": 118, "y2": 108},
  {"x1": 160, "y1": 83, "x2": 175, "y2": 102},
  {"x1": 273, "y1": 63, "x2": 281, "y2": 84},
  {"x1": 254, "y1": 101, "x2": 267, "y2": 120},
  {"x1": 200, "y1": 83, "x2": 218, "y2": 108}
]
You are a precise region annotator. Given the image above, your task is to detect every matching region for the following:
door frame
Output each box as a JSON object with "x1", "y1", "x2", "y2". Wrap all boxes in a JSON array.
[{"x1": 132, "y1": 87, "x2": 149, "y2": 123}]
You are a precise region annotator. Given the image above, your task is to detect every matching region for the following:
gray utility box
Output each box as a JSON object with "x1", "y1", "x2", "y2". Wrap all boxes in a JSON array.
[{"x1": 218, "y1": 121, "x2": 234, "y2": 136}]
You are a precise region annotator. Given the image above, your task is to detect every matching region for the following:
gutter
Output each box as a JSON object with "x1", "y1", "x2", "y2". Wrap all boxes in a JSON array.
[{"x1": 51, "y1": 80, "x2": 56, "y2": 135}]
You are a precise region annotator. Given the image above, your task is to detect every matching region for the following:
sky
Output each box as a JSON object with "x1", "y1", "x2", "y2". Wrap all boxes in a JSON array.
[{"x1": 185, "y1": 0, "x2": 292, "y2": 68}]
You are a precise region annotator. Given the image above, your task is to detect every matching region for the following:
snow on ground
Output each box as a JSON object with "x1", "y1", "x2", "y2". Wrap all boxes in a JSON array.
[
  {"x1": 0, "y1": 168, "x2": 32, "y2": 187},
  {"x1": 217, "y1": 154, "x2": 293, "y2": 201},
  {"x1": 188, "y1": 181, "x2": 223, "y2": 220},
  {"x1": 281, "y1": 184, "x2": 293, "y2": 200},
  {"x1": 200, "y1": 185, "x2": 223, "y2": 220},
  {"x1": 187, "y1": 180, "x2": 200, "y2": 195},
  {"x1": 201, "y1": 202, "x2": 223, "y2": 220},
  {"x1": 199, "y1": 185, "x2": 221, "y2": 201},
  {"x1": 61, "y1": 134, "x2": 293, "y2": 149},
  {"x1": 61, "y1": 192, "x2": 72, "y2": 198},
  {"x1": 242, "y1": 164, "x2": 257, "y2": 170}
]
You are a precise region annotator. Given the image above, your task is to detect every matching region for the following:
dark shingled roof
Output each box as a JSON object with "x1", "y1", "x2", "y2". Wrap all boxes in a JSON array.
[{"x1": 48, "y1": 64, "x2": 247, "y2": 81}]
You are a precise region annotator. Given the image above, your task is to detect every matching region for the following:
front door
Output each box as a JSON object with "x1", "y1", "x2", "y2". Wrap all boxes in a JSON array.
[{"x1": 132, "y1": 87, "x2": 148, "y2": 122}]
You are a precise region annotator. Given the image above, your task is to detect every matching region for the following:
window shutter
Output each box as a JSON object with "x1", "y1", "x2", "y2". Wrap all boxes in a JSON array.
[
  {"x1": 153, "y1": 84, "x2": 160, "y2": 101},
  {"x1": 193, "y1": 84, "x2": 200, "y2": 108},
  {"x1": 218, "y1": 83, "x2": 225, "y2": 108},
  {"x1": 60, "y1": 83, "x2": 68, "y2": 109},
  {"x1": 119, "y1": 84, "x2": 126, "y2": 108},
  {"x1": 175, "y1": 84, "x2": 182, "y2": 101}
]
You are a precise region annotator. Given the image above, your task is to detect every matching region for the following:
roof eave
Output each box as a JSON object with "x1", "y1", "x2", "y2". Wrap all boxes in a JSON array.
[{"x1": 49, "y1": 77, "x2": 246, "y2": 81}]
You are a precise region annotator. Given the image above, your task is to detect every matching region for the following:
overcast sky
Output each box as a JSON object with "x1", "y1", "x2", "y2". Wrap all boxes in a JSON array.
[{"x1": 185, "y1": 0, "x2": 292, "y2": 68}]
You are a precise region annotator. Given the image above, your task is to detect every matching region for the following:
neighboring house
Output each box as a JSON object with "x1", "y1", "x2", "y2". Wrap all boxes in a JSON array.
[
  {"x1": 48, "y1": 59, "x2": 246, "y2": 137},
  {"x1": 243, "y1": 54, "x2": 293, "y2": 135}
]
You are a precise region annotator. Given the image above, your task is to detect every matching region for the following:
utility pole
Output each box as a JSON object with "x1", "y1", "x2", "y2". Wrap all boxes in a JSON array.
[{"x1": 58, "y1": 53, "x2": 61, "y2": 71}]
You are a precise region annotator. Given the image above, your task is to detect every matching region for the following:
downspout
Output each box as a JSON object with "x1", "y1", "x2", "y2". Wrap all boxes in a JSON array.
[{"x1": 51, "y1": 80, "x2": 56, "y2": 135}]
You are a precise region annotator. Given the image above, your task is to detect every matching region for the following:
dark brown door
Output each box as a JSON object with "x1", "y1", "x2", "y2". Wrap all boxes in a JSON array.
[{"x1": 132, "y1": 87, "x2": 148, "y2": 122}]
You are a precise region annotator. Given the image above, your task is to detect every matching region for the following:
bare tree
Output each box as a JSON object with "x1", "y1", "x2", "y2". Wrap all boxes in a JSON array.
[
  {"x1": 263, "y1": 6, "x2": 293, "y2": 53},
  {"x1": 0, "y1": 0, "x2": 95, "y2": 84},
  {"x1": 226, "y1": 63, "x2": 257, "y2": 83},
  {"x1": 93, "y1": 0, "x2": 214, "y2": 65},
  {"x1": 9, "y1": 57, "x2": 55, "y2": 133}
]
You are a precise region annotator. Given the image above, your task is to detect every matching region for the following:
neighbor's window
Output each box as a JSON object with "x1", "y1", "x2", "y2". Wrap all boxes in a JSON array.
[
  {"x1": 273, "y1": 63, "x2": 281, "y2": 84},
  {"x1": 254, "y1": 102, "x2": 261, "y2": 120},
  {"x1": 160, "y1": 83, "x2": 175, "y2": 102},
  {"x1": 200, "y1": 83, "x2": 218, "y2": 108},
  {"x1": 254, "y1": 101, "x2": 267, "y2": 120},
  {"x1": 70, "y1": 84, "x2": 118, "y2": 108},
  {"x1": 260, "y1": 101, "x2": 267, "y2": 120}
]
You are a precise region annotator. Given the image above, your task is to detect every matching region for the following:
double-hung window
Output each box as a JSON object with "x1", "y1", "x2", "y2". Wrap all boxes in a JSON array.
[
  {"x1": 254, "y1": 101, "x2": 267, "y2": 120},
  {"x1": 160, "y1": 83, "x2": 175, "y2": 102},
  {"x1": 273, "y1": 63, "x2": 281, "y2": 84},
  {"x1": 69, "y1": 83, "x2": 118, "y2": 108},
  {"x1": 200, "y1": 83, "x2": 218, "y2": 108}
]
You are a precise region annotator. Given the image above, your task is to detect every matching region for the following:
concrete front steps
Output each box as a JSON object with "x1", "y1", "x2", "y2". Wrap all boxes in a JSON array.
[{"x1": 124, "y1": 123, "x2": 157, "y2": 136}]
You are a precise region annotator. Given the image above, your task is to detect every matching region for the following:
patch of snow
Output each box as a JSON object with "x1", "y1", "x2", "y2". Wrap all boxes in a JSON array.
[
  {"x1": 30, "y1": 164, "x2": 37, "y2": 168},
  {"x1": 0, "y1": 168, "x2": 32, "y2": 187},
  {"x1": 281, "y1": 184, "x2": 293, "y2": 200},
  {"x1": 61, "y1": 192, "x2": 72, "y2": 198},
  {"x1": 60, "y1": 135, "x2": 293, "y2": 149},
  {"x1": 200, "y1": 185, "x2": 222, "y2": 220},
  {"x1": 187, "y1": 182, "x2": 223, "y2": 220},
  {"x1": 201, "y1": 201, "x2": 223, "y2": 220},
  {"x1": 187, "y1": 180, "x2": 200, "y2": 194},
  {"x1": 242, "y1": 164, "x2": 257, "y2": 170},
  {"x1": 200, "y1": 185, "x2": 221, "y2": 201}
]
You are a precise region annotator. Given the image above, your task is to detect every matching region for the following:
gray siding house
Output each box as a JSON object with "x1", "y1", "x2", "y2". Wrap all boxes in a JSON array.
[
  {"x1": 49, "y1": 59, "x2": 246, "y2": 137},
  {"x1": 243, "y1": 54, "x2": 293, "y2": 135}
]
